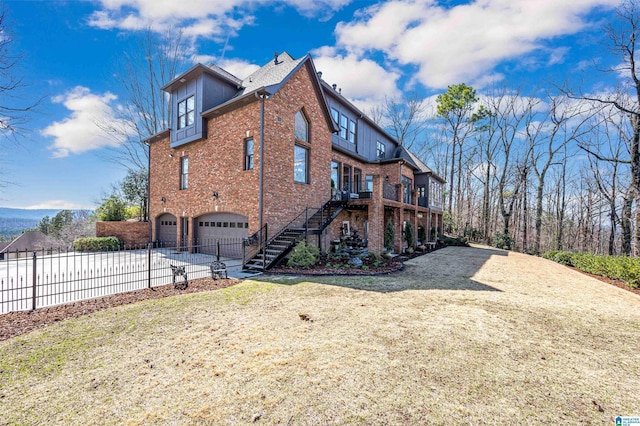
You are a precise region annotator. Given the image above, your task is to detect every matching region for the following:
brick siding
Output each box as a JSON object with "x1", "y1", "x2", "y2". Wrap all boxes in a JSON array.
[{"x1": 96, "y1": 221, "x2": 151, "y2": 248}]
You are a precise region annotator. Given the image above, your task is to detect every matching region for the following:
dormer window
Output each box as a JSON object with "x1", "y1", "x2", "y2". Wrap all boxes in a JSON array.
[
  {"x1": 377, "y1": 141, "x2": 385, "y2": 159},
  {"x1": 295, "y1": 110, "x2": 309, "y2": 142},
  {"x1": 178, "y1": 95, "x2": 195, "y2": 130}
]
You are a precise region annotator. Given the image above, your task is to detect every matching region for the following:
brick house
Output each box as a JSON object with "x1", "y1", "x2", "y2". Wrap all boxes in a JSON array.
[{"x1": 146, "y1": 52, "x2": 444, "y2": 270}]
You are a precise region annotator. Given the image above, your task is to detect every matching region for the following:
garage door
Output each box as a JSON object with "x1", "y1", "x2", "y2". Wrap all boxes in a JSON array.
[
  {"x1": 195, "y1": 212, "x2": 249, "y2": 256},
  {"x1": 156, "y1": 213, "x2": 177, "y2": 247}
]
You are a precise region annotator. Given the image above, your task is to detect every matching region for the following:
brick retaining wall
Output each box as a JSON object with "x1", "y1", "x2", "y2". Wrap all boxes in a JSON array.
[{"x1": 96, "y1": 221, "x2": 151, "y2": 248}]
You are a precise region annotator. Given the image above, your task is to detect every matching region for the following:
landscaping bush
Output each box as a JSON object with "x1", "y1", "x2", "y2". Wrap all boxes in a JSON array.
[
  {"x1": 418, "y1": 226, "x2": 427, "y2": 245},
  {"x1": 74, "y1": 236, "x2": 121, "y2": 252},
  {"x1": 404, "y1": 222, "x2": 415, "y2": 248},
  {"x1": 492, "y1": 232, "x2": 514, "y2": 250},
  {"x1": 542, "y1": 250, "x2": 574, "y2": 266},
  {"x1": 440, "y1": 235, "x2": 469, "y2": 247},
  {"x1": 384, "y1": 220, "x2": 394, "y2": 252},
  {"x1": 542, "y1": 250, "x2": 640, "y2": 288},
  {"x1": 287, "y1": 240, "x2": 320, "y2": 268}
]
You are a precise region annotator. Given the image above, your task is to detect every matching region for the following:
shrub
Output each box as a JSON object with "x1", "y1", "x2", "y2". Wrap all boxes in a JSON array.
[
  {"x1": 96, "y1": 195, "x2": 126, "y2": 221},
  {"x1": 542, "y1": 250, "x2": 640, "y2": 289},
  {"x1": 384, "y1": 220, "x2": 395, "y2": 252},
  {"x1": 287, "y1": 240, "x2": 320, "y2": 268},
  {"x1": 404, "y1": 221, "x2": 415, "y2": 248},
  {"x1": 418, "y1": 226, "x2": 427, "y2": 245},
  {"x1": 493, "y1": 232, "x2": 514, "y2": 250},
  {"x1": 366, "y1": 252, "x2": 380, "y2": 263},
  {"x1": 125, "y1": 205, "x2": 142, "y2": 220},
  {"x1": 440, "y1": 235, "x2": 469, "y2": 247},
  {"x1": 74, "y1": 236, "x2": 121, "y2": 252},
  {"x1": 542, "y1": 250, "x2": 574, "y2": 266}
]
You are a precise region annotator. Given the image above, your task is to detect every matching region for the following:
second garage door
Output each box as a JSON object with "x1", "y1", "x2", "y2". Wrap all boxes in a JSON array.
[{"x1": 195, "y1": 213, "x2": 249, "y2": 256}]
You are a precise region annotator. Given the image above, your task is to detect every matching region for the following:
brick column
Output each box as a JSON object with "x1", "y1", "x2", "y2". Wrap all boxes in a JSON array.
[
  {"x1": 369, "y1": 175, "x2": 384, "y2": 254},
  {"x1": 393, "y1": 207, "x2": 402, "y2": 253}
]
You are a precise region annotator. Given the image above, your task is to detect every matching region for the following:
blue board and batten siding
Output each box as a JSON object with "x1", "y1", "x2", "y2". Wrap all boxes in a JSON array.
[
  {"x1": 170, "y1": 73, "x2": 238, "y2": 149},
  {"x1": 325, "y1": 96, "x2": 394, "y2": 162},
  {"x1": 170, "y1": 78, "x2": 201, "y2": 148}
]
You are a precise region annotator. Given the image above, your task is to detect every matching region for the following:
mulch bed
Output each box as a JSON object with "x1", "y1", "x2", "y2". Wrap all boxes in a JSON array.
[
  {"x1": 0, "y1": 277, "x2": 239, "y2": 342},
  {"x1": 568, "y1": 266, "x2": 640, "y2": 297},
  {"x1": 269, "y1": 260, "x2": 403, "y2": 276}
]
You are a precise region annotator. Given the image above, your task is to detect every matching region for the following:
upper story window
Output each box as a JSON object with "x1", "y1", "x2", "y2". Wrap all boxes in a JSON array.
[
  {"x1": 332, "y1": 106, "x2": 356, "y2": 144},
  {"x1": 331, "y1": 161, "x2": 340, "y2": 190},
  {"x1": 377, "y1": 141, "x2": 386, "y2": 159},
  {"x1": 429, "y1": 179, "x2": 443, "y2": 208},
  {"x1": 365, "y1": 175, "x2": 373, "y2": 192},
  {"x1": 402, "y1": 176, "x2": 413, "y2": 204},
  {"x1": 178, "y1": 95, "x2": 195, "y2": 130},
  {"x1": 180, "y1": 156, "x2": 189, "y2": 190},
  {"x1": 295, "y1": 110, "x2": 309, "y2": 142},
  {"x1": 340, "y1": 115, "x2": 348, "y2": 139},
  {"x1": 348, "y1": 119, "x2": 356, "y2": 143},
  {"x1": 294, "y1": 145, "x2": 309, "y2": 184},
  {"x1": 244, "y1": 138, "x2": 254, "y2": 170}
]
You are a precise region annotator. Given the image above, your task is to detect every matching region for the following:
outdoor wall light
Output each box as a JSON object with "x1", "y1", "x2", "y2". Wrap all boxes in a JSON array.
[
  {"x1": 161, "y1": 197, "x2": 166, "y2": 204},
  {"x1": 384, "y1": 175, "x2": 390, "y2": 182},
  {"x1": 212, "y1": 191, "x2": 219, "y2": 201}
]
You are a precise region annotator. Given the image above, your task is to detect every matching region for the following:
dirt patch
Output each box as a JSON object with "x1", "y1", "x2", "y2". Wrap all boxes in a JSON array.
[{"x1": 0, "y1": 277, "x2": 239, "y2": 341}]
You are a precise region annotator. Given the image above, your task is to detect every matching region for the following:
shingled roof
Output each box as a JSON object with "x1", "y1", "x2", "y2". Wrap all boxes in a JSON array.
[{"x1": 238, "y1": 52, "x2": 306, "y2": 95}]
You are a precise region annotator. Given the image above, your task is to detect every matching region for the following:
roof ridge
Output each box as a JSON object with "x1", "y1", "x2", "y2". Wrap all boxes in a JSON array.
[{"x1": 207, "y1": 63, "x2": 243, "y2": 86}]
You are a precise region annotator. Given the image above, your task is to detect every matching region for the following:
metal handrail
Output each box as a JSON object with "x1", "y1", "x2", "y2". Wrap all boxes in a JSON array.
[
  {"x1": 263, "y1": 196, "x2": 337, "y2": 249},
  {"x1": 242, "y1": 224, "x2": 267, "y2": 268}
]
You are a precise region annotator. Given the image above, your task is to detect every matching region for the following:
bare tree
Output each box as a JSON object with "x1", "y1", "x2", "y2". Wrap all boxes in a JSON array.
[
  {"x1": 568, "y1": 0, "x2": 640, "y2": 254},
  {"x1": 0, "y1": 6, "x2": 44, "y2": 193},
  {"x1": 0, "y1": 6, "x2": 42, "y2": 141},
  {"x1": 383, "y1": 92, "x2": 428, "y2": 150},
  {"x1": 527, "y1": 95, "x2": 592, "y2": 254},
  {"x1": 486, "y1": 90, "x2": 533, "y2": 248},
  {"x1": 101, "y1": 27, "x2": 189, "y2": 171}
]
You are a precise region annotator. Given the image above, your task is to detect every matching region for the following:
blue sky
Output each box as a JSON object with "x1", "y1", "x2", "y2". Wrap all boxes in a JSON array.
[{"x1": 0, "y1": 0, "x2": 623, "y2": 209}]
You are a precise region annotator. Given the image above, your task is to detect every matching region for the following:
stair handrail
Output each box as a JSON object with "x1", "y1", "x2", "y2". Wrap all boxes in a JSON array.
[
  {"x1": 263, "y1": 197, "x2": 337, "y2": 249},
  {"x1": 242, "y1": 223, "x2": 267, "y2": 268},
  {"x1": 246, "y1": 197, "x2": 345, "y2": 270}
]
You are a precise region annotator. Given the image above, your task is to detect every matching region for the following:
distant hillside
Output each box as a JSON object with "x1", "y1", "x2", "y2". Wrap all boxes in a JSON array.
[{"x1": 0, "y1": 208, "x2": 90, "y2": 239}]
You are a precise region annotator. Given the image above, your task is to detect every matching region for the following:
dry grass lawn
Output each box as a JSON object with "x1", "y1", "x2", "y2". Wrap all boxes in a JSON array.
[{"x1": 1, "y1": 245, "x2": 639, "y2": 425}]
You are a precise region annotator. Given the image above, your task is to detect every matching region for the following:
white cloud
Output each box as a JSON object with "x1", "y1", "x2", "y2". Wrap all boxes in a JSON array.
[
  {"x1": 334, "y1": 0, "x2": 619, "y2": 89},
  {"x1": 88, "y1": 0, "x2": 351, "y2": 37},
  {"x1": 216, "y1": 58, "x2": 260, "y2": 79},
  {"x1": 313, "y1": 50, "x2": 402, "y2": 110},
  {"x1": 24, "y1": 200, "x2": 93, "y2": 210},
  {"x1": 41, "y1": 86, "x2": 128, "y2": 158}
]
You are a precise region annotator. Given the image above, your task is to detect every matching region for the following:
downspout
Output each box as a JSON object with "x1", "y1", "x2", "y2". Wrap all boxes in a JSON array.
[
  {"x1": 144, "y1": 140, "x2": 152, "y2": 244},
  {"x1": 257, "y1": 92, "x2": 266, "y2": 232}
]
